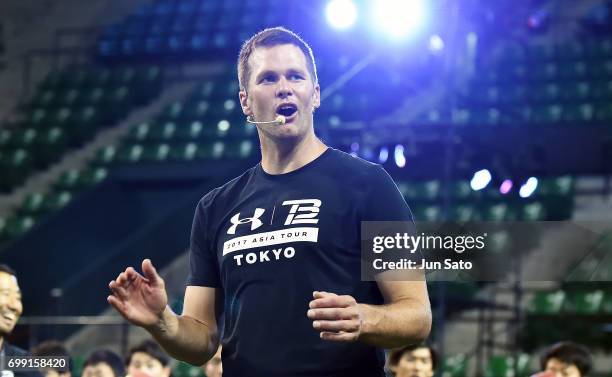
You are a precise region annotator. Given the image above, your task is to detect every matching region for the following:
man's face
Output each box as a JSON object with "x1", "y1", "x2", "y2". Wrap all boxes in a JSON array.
[
  {"x1": 127, "y1": 352, "x2": 170, "y2": 377},
  {"x1": 239, "y1": 44, "x2": 320, "y2": 142},
  {"x1": 545, "y1": 358, "x2": 582, "y2": 377},
  {"x1": 82, "y1": 363, "x2": 116, "y2": 377},
  {"x1": 0, "y1": 272, "x2": 23, "y2": 337},
  {"x1": 395, "y1": 347, "x2": 434, "y2": 377}
]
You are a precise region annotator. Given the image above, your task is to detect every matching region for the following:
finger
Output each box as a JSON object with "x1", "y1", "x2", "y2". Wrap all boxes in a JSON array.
[
  {"x1": 307, "y1": 308, "x2": 356, "y2": 321},
  {"x1": 109, "y1": 280, "x2": 128, "y2": 300},
  {"x1": 320, "y1": 331, "x2": 359, "y2": 342},
  {"x1": 312, "y1": 291, "x2": 336, "y2": 299},
  {"x1": 116, "y1": 272, "x2": 129, "y2": 286},
  {"x1": 126, "y1": 267, "x2": 147, "y2": 284},
  {"x1": 107, "y1": 295, "x2": 128, "y2": 316},
  {"x1": 142, "y1": 259, "x2": 161, "y2": 285},
  {"x1": 309, "y1": 295, "x2": 355, "y2": 309},
  {"x1": 313, "y1": 320, "x2": 360, "y2": 333}
]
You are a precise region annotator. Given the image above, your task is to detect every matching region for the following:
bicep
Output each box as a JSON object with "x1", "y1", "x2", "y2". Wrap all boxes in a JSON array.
[{"x1": 183, "y1": 286, "x2": 222, "y2": 330}]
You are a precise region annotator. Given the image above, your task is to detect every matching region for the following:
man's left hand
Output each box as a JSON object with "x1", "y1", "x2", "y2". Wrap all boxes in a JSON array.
[{"x1": 307, "y1": 291, "x2": 365, "y2": 342}]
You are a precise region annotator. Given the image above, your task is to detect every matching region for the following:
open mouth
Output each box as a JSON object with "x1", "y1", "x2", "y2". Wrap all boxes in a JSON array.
[{"x1": 276, "y1": 103, "x2": 298, "y2": 118}]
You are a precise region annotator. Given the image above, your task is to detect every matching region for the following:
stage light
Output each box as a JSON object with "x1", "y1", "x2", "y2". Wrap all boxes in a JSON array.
[
  {"x1": 470, "y1": 169, "x2": 491, "y2": 191},
  {"x1": 350, "y1": 142, "x2": 360, "y2": 157},
  {"x1": 372, "y1": 0, "x2": 426, "y2": 39},
  {"x1": 394, "y1": 144, "x2": 406, "y2": 168},
  {"x1": 326, "y1": 0, "x2": 358, "y2": 30},
  {"x1": 519, "y1": 177, "x2": 538, "y2": 198},
  {"x1": 378, "y1": 146, "x2": 389, "y2": 163},
  {"x1": 499, "y1": 179, "x2": 513, "y2": 195},
  {"x1": 428, "y1": 34, "x2": 444, "y2": 52}
]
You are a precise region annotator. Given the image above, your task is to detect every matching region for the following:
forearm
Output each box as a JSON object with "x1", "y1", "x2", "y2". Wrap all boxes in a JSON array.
[
  {"x1": 147, "y1": 306, "x2": 218, "y2": 366},
  {"x1": 358, "y1": 298, "x2": 431, "y2": 349}
]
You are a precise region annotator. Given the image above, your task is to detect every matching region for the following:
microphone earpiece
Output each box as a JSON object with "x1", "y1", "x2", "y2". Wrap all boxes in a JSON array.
[{"x1": 246, "y1": 115, "x2": 285, "y2": 125}]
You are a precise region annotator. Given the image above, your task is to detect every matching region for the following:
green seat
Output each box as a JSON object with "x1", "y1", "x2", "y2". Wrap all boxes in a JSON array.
[
  {"x1": 2, "y1": 215, "x2": 35, "y2": 240},
  {"x1": 195, "y1": 141, "x2": 225, "y2": 160},
  {"x1": 85, "y1": 87, "x2": 106, "y2": 106},
  {"x1": 450, "y1": 204, "x2": 478, "y2": 222},
  {"x1": 557, "y1": 41, "x2": 586, "y2": 61},
  {"x1": 595, "y1": 103, "x2": 612, "y2": 122},
  {"x1": 176, "y1": 121, "x2": 204, "y2": 141},
  {"x1": 127, "y1": 122, "x2": 152, "y2": 143},
  {"x1": 529, "y1": 84, "x2": 560, "y2": 103},
  {"x1": 561, "y1": 82, "x2": 591, "y2": 102},
  {"x1": 61, "y1": 89, "x2": 81, "y2": 107},
  {"x1": 481, "y1": 203, "x2": 513, "y2": 222},
  {"x1": 19, "y1": 193, "x2": 46, "y2": 215},
  {"x1": 558, "y1": 61, "x2": 588, "y2": 80},
  {"x1": 521, "y1": 202, "x2": 546, "y2": 221},
  {"x1": 11, "y1": 128, "x2": 37, "y2": 149},
  {"x1": 602, "y1": 291, "x2": 612, "y2": 314},
  {"x1": 92, "y1": 145, "x2": 118, "y2": 165},
  {"x1": 41, "y1": 191, "x2": 72, "y2": 212},
  {"x1": 69, "y1": 107, "x2": 99, "y2": 145},
  {"x1": 143, "y1": 143, "x2": 171, "y2": 162},
  {"x1": 150, "y1": 122, "x2": 177, "y2": 142},
  {"x1": 529, "y1": 290, "x2": 565, "y2": 314},
  {"x1": 528, "y1": 63, "x2": 558, "y2": 81},
  {"x1": 530, "y1": 105, "x2": 563, "y2": 124},
  {"x1": 528, "y1": 44, "x2": 555, "y2": 61},
  {"x1": 450, "y1": 180, "x2": 473, "y2": 200},
  {"x1": 484, "y1": 354, "x2": 530, "y2": 377},
  {"x1": 225, "y1": 140, "x2": 255, "y2": 159},
  {"x1": 592, "y1": 80, "x2": 612, "y2": 100},
  {"x1": 162, "y1": 101, "x2": 185, "y2": 121},
  {"x1": 170, "y1": 143, "x2": 199, "y2": 161},
  {"x1": 540, "y1": 176, "x2": 574, "y2": 197},
  {"x1": 412, "y1": 205, "x2": 442, "y2": 222},
  {"x1": 28, "y1": 108, "x2": 49, "y2": 128},
  {"x1": 441, "y1": 354, "x2": 467, "y2": 377},
  {"x1": 0, "y1": 129, "x2": 12, "y2": 148},
  {"x1": 36, "y1": 127, "x2": 68, "y2": 163},
  {"x1": 488, "y1": 230, "x2": 511, "y2": 253},
  {"x1": 192, "y1": 81, "x2": 215, "y2": 100},
  {"x1": 49, "y1": 107, "x2": 74, "y2": 130},
  {"x1": 562, "y1": 104, "x2": 594, "y2": 124},
  {"x1": 116, "y1": 144, "x2": 144, "y2": 164},
  {"x1": 564, "y1": 290, "x2": 604, "y2": 315},
  {"x1": 404, "y1": 180, "x2": 440, "y2": 201},
  {"x1": 0, "y1": 149, "x2": 34, "y2": 191},
  {"x1": 103, "y1": 86, "x2": 130, "y2": 122},
  {"x1": 226, "y1": 122, "x2": 258, "y2": 138},
  {"x1": 31, "y1": 90, "x2": 58, "y2": 108}
]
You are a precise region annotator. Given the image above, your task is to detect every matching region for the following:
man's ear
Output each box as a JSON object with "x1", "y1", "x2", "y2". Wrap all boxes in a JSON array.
[
  {"x1": 239, "y1": 90, "x2": 252, "y2": 116},
  {"x1": 313, "y1": 84, "x2": 321, "y2": 111}
]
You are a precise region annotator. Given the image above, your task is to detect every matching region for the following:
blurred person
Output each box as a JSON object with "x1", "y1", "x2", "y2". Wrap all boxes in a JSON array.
[
  {"x1": 31, "y1": 340, "x2": 72, "y2": 377},
  {"x1": 203, "y1": 347, "x2": 221, "y2": 377},
  {"x1": 531, "y1": 341, "x2": 592, "y2": 377},
  {"x1": 108, "y1": 26, "x2": 431, "y2": 376},
  {"x1": 387, "y1": 344, "x2": 437, "y2": 377},
  {"x1": 125, "y1": 340, "x2": 171, "y2": 377},
  {"x1": 82, "y1": 350, "x2": 124, "y2": 377}
]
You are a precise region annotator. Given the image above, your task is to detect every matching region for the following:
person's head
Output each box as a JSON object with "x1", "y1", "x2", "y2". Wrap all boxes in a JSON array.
[
  {"x1": 238, "y1": 27, "x2": 321, "y2": 143},
  {"x1": 203, "y1": 347, "x2": 222, "y2": 377},
  {"x1": 32, "y1": 340, "x2": 72, "y2": 377},
  {"x1": 83, "y1": 350, "x2": 125, "y2": 377},
  {"x1": 541, "y1": 341, "x2": 592, "y2": 377},
  {"x1": 388, "y1": 344, "x2": 438, "y2": 377},
  {"x1": 0, "y1": 264, "x2": 22, "y2": 340},
  {"x1": 126, "y1": 340, "x2": 171, "y2": 377}
]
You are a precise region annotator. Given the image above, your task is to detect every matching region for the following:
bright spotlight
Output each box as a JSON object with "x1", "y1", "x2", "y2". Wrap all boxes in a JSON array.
[
  {"x1": 519, "y1": 177, "x2": 539, "y2": 198},
  {"x1": 372, "y1": 0, "x2": 426, "y2": 39},
  {"x1": 499, "y1": 179, "x2": 513, "y2": 195},
  {"x1": 326, "y1": 0, "x2": 358, "y2": 30},
  {"x1": 470, "y1": 169, "x2": 491, "y2": 191},
  {"x1": 378, "y1": 147, "x2": 389, "y2": 163},
  {"x1": 428, "y1": 34, "x2": 444, "y2": 52},
  {"x1": 394, "y1": 145, "x2": 406, "y2": 168}
]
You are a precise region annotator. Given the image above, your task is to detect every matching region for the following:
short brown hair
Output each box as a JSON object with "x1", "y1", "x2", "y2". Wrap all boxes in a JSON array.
[
  {"x1": 541, "y1": 341, "x2": 592, "y2": 376},
  {"x1": 237, "y1": 26, "x2": 318, "y2": 91}
]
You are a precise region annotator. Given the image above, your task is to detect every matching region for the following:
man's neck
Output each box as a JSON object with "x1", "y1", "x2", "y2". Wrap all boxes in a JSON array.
[
  {"x1": 0, "y1": 337, "x2": 4, "y2": 351},
  {"x1": 259, "y1": 131, "x2": 327, "y2": 175}
]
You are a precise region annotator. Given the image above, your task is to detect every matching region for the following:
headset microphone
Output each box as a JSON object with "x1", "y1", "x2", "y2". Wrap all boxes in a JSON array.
[{"x1": 246, "y1": 115, "x2": 286, "y2": 125}]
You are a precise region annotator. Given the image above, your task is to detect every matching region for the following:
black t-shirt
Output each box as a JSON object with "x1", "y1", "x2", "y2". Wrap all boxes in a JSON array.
[{"x1": 188, "y1": 148, "x2": 414, "y2": 377}]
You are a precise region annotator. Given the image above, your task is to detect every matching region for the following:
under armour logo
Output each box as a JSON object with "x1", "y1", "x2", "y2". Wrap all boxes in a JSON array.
[
  {"x1": 227, "y1": 208, "x2": 265, "y2": 235},
  {"x1": 282, "y1": 199, "x2": 321, "y2": 225}
]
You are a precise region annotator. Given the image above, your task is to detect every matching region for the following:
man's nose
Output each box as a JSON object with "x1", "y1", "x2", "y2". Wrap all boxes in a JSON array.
[{"x1": 275, "y1": 77, "x2": 293, "y2": 98}]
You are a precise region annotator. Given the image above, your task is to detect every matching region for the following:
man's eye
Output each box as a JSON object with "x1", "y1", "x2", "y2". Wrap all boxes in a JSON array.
[
  {"x1": 290, "y1": 74, "x2": 304, "y2": 80},
  {"x1": 261, "y1": 76, "x2": 276, "y2": 83}
]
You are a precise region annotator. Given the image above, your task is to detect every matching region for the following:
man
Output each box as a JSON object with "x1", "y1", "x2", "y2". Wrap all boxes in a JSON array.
[
  {"x1": 108, "y1": 27, "x2": 431, "y2": 376},
  {"x1": 82, "y1": 350, "x2": 124, "y2": 377},
  {"x1": 0, "y1": 264, "x2": 31, "y2": 377},
  {"x1": 31, "y1": 340, "x2": 72, "y2": 377},
  {"x1": 125, "y1": 340, "x2": 171, "y2": 377},
  {"x1": 387, "y1": 344, "x2": 437, "y2": 377},
  {"x1": 531, "y1": 341, "x2": 592, "y2": 377}
]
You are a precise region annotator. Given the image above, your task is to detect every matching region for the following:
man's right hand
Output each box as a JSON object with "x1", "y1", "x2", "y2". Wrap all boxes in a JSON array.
[{"x1": 108, "y1": 259, "x2": 168, "y2": 329}]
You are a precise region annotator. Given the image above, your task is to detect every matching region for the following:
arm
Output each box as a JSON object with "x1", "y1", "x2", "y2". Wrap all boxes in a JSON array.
[
  {"x1": 108, "y1": 259, "x2": 220, "y2": 366},
  {"x1": 308, "y1": 278, "x2": 431, "y2": 348}
]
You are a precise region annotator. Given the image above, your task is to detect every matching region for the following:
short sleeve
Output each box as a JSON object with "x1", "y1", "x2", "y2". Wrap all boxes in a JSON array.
[
  {"x1": 186, "y1": 196, "x2": 221, "y2": 287},
  {"x1": 363, "y1": 165, "x2": 414, "y2": 222}
]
